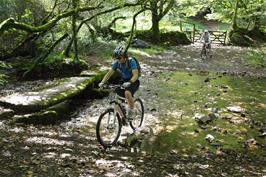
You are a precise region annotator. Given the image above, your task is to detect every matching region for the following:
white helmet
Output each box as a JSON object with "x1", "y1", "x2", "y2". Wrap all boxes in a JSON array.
[
  {"x1": 113, "y1": 46, "x2": 124, "y2": 58},
  {"x1": 204, "y1": 29, "x2": 208, "y2": 32}
]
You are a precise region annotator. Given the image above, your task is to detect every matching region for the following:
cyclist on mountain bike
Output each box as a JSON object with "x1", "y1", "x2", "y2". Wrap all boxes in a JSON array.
[
  {"x1": 98, "y1": 46, "x2": 140, "y2": 119},
  {"x1": 200, "y1": 29, "x2": 212, "y2": 57}
]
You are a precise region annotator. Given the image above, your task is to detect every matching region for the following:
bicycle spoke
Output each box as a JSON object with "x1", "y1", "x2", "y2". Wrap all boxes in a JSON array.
[{"x1": 96, "y1": 109, "x2": 121, "y2": 147}]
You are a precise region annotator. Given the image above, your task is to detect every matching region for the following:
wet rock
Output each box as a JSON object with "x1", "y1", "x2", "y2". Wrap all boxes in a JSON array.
[
  {"x1": 131, "y1": 38, "x2": 150, "y2": 48},
  {"x1": 204, "y1": 77, "x2": 210, "y2": 82},
  {"x1": 240, "y1": 113, "x2": 246, "y2": 117},
  {"x1": 193, "y1": 113, "x2": 217, "y2": 124},
  {"x1": 226, "y1": 106, "x2": 245, "y2": 113},
  {"x1": 221, "y1": 85, "x2": 229, "y2": 89},
  {"x1": 208, "y1": 113, "x2": 218, "y2": 119},
  {"x1": 0, "y1": 107, "x2": 14, "y2": 120},
  {"x1": 258, "y1": 132, "x2": 266, "y2": 139},
  {"x1": 243, "y1": 138, "x2": 259, "y2": 149},
  {"x1": 193, "y1": 113, "x2": 211, "y2": 124},
  {"x1": 205, "y1": 134, "x2": 214, "y2": 143}
]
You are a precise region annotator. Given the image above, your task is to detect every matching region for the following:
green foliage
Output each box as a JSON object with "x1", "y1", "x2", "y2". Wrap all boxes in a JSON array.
[
  {"x1": 0, "y1": 61, "x2": 12, "y2": 69},
  {"x1": 21, "y1": 8, "x2": 33, "y2": 21},
  {"x1": 247, "y1": 49, "x2": 265, "y2": 67},
  {"x1": 79, "y1": 36, "x2": 117, "y2": 58},
  {"x1": 42, "y1": 52, "x2": 65, "y2": 66},
  {"x1": 0, "y1": 0, "x2": 46, "y2": 23},
  {"x1": 0, "y1": 61, "x2": 11, "y2": 86},
  {"x1": 135, "y1": 30, "x2": 190, "y2": 45},
  {"x1": 0, "y1": 74, "x2": 8, "y2": 86}
]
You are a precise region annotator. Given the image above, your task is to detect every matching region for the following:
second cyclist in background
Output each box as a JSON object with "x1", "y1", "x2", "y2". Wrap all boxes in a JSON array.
[
  {"x1": 200, "y1": 29, "x2": 212, "y2": 58},
  {"x1": 98, "y1": 46, "x2": 140, "y2": 120}
]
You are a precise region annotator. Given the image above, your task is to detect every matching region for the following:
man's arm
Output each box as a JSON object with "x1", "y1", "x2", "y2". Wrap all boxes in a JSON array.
[
  {"x1": 101, "y1": 69, "x2": 114, "y2": 84},
  {"x1": 200, "y1": 33, "x2": 204, "y2": 43},
  {"x1": 129, "y1": 69, "x2": 138, "y2": 83}
]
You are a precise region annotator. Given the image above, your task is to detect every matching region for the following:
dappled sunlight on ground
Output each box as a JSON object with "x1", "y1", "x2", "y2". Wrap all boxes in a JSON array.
[{"x1": 0, "y1": 45, "x2": 265, "y2": 176}]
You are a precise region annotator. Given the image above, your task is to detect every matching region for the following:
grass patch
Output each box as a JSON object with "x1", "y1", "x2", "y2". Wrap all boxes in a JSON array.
[
  {"x1": 143, "y1": 71, "x2": 266, "y2": 156},
  {"x1": 246, "y1": 49, "x2": 265, "y2": 67}
]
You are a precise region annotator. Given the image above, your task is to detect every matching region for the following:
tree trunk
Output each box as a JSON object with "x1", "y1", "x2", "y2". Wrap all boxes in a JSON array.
[
  {"x1": 232, "y1": 0, "x2": 240, "y2": 30},
  {"x1": 0, "y1": 5, "x2": 100, "y2": 36},
  {"x1": 72, "y1": 0, "x2": 79, "y2": 63},
  {"x1": 125, "y1": 9, "x2": 145, "y2": 53},
  {"x1": 64, "y1": 39, "x2": 73, "y2": 57},
  {"x1": 151, "y1": 13, "x2": 160, "y2": 42}
]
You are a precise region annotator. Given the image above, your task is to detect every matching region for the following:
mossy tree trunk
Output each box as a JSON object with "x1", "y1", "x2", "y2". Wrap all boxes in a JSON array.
[
  {"x1": 72, "y1": 0, "x2": 79, "y2": 63},
  {"x1": 63, "y1": 2, "x2": 141, "y2": 57},
  {"x1": 125, "y1": 9, "x2": 146, "y2": 53},
  {"x1": 151, "y1": 10, "x2": 160, "y2": 42},
  {"x1": 0, "y1": 5, "x2": 100, "y2": 36},
  {"x1": 232, "y1": 0, "x2": 240, "y2": 30},
  {"x1": 148, "y1": 0, "x2": 175, "y2": 42}
]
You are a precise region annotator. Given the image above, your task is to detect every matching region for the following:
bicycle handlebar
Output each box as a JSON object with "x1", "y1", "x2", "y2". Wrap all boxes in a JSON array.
[{"x1": 100, "y1": 84, "x2": 125, "y2": 90}]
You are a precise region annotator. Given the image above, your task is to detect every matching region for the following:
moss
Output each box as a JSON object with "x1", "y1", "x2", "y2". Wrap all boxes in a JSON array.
[
  {"x1": 16, "y1": 57, "x2": 89, "y2": 80},
  {"x1": 135, "y1": 30, "x2": 191, "y2": 45},
  {"x1": 142, "y1": 71, "x2": 266, "y2": 156},
  {"x1": 228, "y1": 28, "x2": 266, "y2": 46},
  {"x1": 13, "y1": 110, "x2": 58, "y2": 125}
]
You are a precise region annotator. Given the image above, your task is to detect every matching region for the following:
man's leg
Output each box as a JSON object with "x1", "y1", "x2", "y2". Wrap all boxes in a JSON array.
[
  {"x1": 208, "y1": 44, "x2": 212, "y2": 57},
  {"x1": 125, "y1": 90, "x2": 134, "y2": 109}
]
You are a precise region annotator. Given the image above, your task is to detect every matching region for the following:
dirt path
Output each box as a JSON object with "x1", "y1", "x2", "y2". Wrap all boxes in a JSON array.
[
  {"x1": 0, "y1": 45, "x2": 265, "y2": 176},
  {"x1": 143, "y1": 44, "x2": 265, "y2": 78}
]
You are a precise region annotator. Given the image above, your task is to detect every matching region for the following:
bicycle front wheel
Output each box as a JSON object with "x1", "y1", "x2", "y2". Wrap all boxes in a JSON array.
[
  {"x1": 130, "y1": 98, "x2": 144, "y2": 130},
  {"x1": 96, "y1": 108, "x2": 122, "y2": 148}
]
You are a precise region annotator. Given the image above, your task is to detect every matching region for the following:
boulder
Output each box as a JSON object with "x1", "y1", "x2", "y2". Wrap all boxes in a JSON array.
[{"x1": 131, "y1": 38, "x2": 150, "y2": 48}]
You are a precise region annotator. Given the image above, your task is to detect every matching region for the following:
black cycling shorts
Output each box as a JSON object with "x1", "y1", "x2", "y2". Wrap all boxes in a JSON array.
[{"x1": 115, "y1": 80, "x2": 140, "y2": 97}]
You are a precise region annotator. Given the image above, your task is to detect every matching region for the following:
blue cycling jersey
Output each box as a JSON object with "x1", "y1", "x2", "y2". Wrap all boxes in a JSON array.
[{"x1": 112, "y1": 58, "x2": 138, "y2": 81}]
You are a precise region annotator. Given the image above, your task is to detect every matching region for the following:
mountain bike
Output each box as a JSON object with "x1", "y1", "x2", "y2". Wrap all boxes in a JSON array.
[
  {"x1": 200, "y1": 43, "x2": 211, "y2": 59},
  {"x1": 96, "y1": 85, "x2": 144, "y2": 148}
]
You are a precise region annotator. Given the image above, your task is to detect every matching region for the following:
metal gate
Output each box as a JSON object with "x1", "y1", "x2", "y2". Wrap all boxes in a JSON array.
[{"x1": 180, "y1": 21, "x2": 227, "y2": 45}]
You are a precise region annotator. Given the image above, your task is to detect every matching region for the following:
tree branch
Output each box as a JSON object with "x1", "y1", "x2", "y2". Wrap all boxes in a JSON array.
[
  {"x1": 124, "y1": 9, "x2": 146, "y2": 53},
  {"x1": 23, "y1": 33, "x2": 69, "y2": 77},
  {"x1": 158, "y1": 0, "x2": 175, "y2": 20},
  {"x1": 0, "y1": 5, "x2": 102, "y2": 36},
  {"x1": 63, "y1": 2, "x2": 142, "y2": 56}
]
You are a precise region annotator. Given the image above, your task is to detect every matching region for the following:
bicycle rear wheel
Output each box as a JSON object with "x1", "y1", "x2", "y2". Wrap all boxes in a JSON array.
[
  {"x1": 130, "y1": 98, "x2": 144, "y2": 130},
  {"x1": 201, "y1": 48, "x2": 207, "y2": 59},
  {"x1": 96, "y1": 108, "x2": 121, "y2": 148}
]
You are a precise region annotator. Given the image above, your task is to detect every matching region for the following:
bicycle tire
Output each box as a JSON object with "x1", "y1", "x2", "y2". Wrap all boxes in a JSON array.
[
  {"x1": 201, "y1": 48, "x2": 207, "y2": 59},
  {"x1": 130, "y1": 98, "x2": 144, "y2": 130},
  {"x1": 96, "y1": 108, "x2": 122, "y2": 148}
]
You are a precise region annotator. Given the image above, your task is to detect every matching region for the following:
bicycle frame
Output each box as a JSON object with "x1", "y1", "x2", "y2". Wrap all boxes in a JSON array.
[
  {"x1": 108, "y1": 86, "x2": 128, "y2": 125},
  {"x1": 96, "y1": 84, "x2": 144, "y2": 147},
  {"x1": 201, "y1": 43, "x2": 210, "y2": 59}
]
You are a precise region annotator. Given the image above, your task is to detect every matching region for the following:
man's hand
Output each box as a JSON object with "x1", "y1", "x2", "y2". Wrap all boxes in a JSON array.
[
  {"x1": 123, "y1": 82, "x2": 131, "y2": 88},
  {"x1": 98, "y1": 82, "x2": 104, "y2": 88}
]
